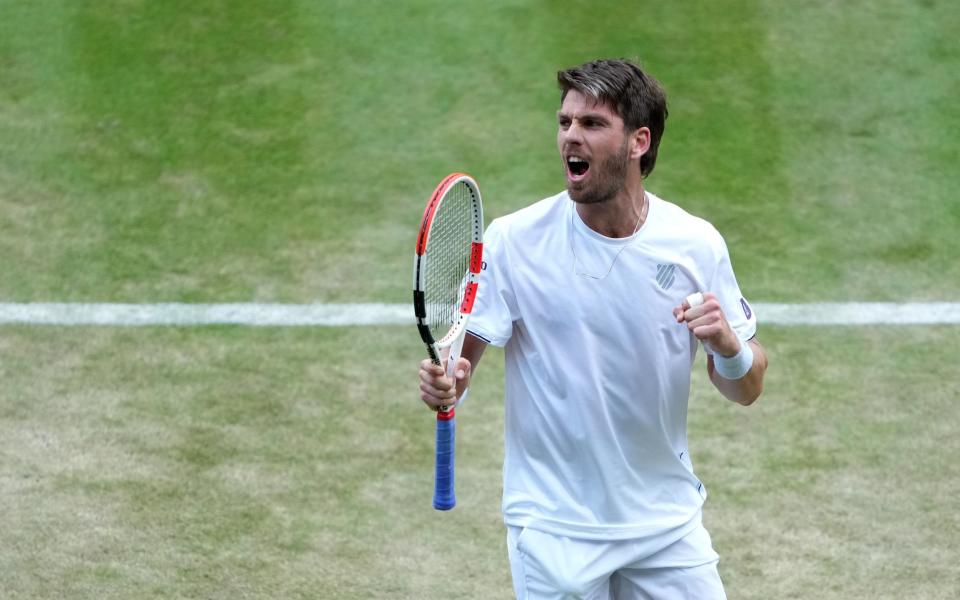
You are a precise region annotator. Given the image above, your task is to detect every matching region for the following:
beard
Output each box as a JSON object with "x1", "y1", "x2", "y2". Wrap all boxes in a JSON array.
[{"x1": 567, "y1": 139, "x2": 630, "y2": 205}]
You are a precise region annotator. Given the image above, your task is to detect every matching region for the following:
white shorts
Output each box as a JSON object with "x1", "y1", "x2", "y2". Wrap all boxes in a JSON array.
[{"x1": 506, "y1": 519, "x2": 726, "y2": 599}]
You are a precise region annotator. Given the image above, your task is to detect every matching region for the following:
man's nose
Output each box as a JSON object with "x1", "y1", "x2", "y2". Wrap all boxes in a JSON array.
[{"x1": 562, "y1": 121, "x2": 584, "y2": 144}]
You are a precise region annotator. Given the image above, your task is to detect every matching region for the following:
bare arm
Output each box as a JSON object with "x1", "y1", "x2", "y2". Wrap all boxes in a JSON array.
[
  {"x1": 673, "y1": 293, "x2": 768, "y2": 406},
  {"x1": 418, "y1": 332, "x2": 488, "y2": 411},
  {"x1": 708, "y1": 338, "x2": 767, "y2": 405}
]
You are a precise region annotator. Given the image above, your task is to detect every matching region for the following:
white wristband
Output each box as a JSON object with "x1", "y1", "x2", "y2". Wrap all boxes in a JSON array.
[
  {"x1": 713, "y1": 341, "x2": 754, "y2": 380},
  {"x1": 685, "y1": 292, "x2": 704, "y2": 307}
]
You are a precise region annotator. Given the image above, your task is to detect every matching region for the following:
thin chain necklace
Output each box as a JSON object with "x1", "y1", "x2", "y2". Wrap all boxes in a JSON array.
[{"x1": 570, "y1": 195, "x2": 648, "y2": 280}]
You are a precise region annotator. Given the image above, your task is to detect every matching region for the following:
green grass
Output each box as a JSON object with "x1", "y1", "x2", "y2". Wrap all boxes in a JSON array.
[
  {"x1": 1, "y1": 0, "x2": 958, "y2": 303},
  {"x1": 1, "y1": 0, "x2": 959, "y2": 598},
  {"x1": 0, "y1": 326, "x2": 957, "y2": 598}
]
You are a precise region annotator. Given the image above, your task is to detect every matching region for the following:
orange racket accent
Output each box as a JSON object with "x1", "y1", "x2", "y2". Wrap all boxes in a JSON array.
[{"x1": 415, "y1": 172, "x2": 465, "y2": 256}]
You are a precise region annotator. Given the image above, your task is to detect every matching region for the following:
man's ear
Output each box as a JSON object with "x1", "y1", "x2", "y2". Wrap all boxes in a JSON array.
[{"x1": 629, "y1": 127, "x2": 651, "y2": 161}]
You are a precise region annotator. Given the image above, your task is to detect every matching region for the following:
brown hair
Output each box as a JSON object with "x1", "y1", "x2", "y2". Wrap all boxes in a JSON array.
[{"x1": 557, "y1": 59, "x2": 668, "y2": 178}]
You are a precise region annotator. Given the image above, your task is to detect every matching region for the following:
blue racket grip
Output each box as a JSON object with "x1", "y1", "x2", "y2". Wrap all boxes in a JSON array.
[{"x1": 432, "y1": 408, "x2": 456, "y2": 510}]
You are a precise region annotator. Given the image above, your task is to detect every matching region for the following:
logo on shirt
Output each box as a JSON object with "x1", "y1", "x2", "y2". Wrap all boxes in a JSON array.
[
  {"x1": 655, "y1": 264, "x2": 677, "y2": 290},
  {"x1": 740, "y1": 297, "x2": 753, "y2": 319}
]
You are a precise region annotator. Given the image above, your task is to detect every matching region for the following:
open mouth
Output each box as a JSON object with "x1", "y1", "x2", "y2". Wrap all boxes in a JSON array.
[{"x1": 566, "y1": 155, "x2": 590, "y2": 180}]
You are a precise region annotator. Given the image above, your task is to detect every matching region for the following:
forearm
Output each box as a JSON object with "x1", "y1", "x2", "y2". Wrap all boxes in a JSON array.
[
  {"x1": 461, "y1": 332, "x2": 487, "y2": 374},
  {"x1": 708, "y1": 339, "x2": 767, "y2": 406},
  {"x1": 450, "y1": 332, "x2": 487, "y2": 403}
]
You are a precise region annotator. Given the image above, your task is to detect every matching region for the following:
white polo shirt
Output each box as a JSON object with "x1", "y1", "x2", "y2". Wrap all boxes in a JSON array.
[{"x1": 467, "y1": 191, "x2": 756, "y2": 543}]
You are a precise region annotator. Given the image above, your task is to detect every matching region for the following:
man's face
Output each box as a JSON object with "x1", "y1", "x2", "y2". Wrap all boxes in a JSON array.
[{"x1": 557, "y1": 89, "x2": 632, "y2": 205}]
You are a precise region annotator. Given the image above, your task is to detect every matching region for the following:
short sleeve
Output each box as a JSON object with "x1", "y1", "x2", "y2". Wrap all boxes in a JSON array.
[
  {"x1": 465, "y1": 218, "x2": 517, "y2": 347},
  {"x1": 709, "y1": 233, "x2": 758, "y2": 348}
]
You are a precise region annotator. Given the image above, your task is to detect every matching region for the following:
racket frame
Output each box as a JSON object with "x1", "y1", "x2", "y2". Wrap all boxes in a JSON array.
[{"x1": 412, "y1": 173, "x2": 484, "y2": 511}]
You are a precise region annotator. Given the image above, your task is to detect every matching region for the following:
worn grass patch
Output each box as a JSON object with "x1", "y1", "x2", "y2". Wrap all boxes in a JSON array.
[{"x1": 0, "y1": 325, "x2": 957, "y2": 598}]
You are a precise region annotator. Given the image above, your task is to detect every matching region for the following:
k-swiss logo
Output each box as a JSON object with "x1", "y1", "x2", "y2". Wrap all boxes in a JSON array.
[{"x1": 655, "y1": 264, "x2": 677, "y2": 290}]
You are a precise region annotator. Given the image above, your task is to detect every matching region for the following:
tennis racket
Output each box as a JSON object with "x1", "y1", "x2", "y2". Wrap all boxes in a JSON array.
[{"x1": 413, "y1": 173, "x2": 484, "y2": 511}]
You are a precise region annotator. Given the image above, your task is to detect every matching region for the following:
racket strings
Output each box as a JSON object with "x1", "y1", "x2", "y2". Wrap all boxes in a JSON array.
[{"x1": 424, "y1": 182, "x2": 474, "y2": 337}]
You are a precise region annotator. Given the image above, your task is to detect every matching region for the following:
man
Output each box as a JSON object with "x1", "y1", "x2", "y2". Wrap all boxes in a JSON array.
[{"x1": 418, "y1": 59, "x2": 767, "y2": 599}]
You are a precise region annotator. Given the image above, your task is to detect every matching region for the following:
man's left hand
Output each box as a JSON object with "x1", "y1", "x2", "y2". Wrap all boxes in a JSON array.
[{"x1": 673, "y1": 292, "x2": 741, "y2": 357}]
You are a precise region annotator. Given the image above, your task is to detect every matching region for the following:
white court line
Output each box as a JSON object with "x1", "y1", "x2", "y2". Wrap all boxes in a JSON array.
[
  {"x1": 0, "y1": 302, "x2": 958, "y2": 326},
  {"x1": 0, "y1": 303, "x2": 409, "y2": 326}
]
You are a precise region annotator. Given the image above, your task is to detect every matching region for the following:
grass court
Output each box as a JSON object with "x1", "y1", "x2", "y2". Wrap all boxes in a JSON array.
[{"x1": 0, "y1": 1, "x2": 958, "y2": 598}]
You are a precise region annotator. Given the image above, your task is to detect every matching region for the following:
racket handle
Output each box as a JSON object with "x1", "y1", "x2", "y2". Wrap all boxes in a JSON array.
[
  {"x1": 434, "y1": 333, "x2": 464, "y2": 510},
  {"x1": 433, "y1": 408, "x2": 456, "y2": 510}
]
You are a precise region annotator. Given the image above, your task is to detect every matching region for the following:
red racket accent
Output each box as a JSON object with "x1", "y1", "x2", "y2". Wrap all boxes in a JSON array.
[
  {"x1": 436, "y1": 407, "x2": 456, "y2": 421},
  {"x1": 469, "y1": 242, "x2": 484, "y2": 274},
  {"x1": 460, "y1": 282, "x2": 478, "y2": 314}
]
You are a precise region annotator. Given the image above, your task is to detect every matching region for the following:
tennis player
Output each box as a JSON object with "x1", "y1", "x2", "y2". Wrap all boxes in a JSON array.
[{"x1": 418, "y1": 58, "x2": 768, "y2": 599}]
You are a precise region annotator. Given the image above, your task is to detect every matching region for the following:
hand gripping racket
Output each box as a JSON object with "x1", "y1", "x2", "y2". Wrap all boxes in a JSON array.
[{"x1": 413, "y1": 173, "x2": 484, "y2": 510}]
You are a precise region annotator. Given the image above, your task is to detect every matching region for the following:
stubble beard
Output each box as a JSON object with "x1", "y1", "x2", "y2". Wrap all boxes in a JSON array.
[{"x1": 567, "y1": 139, "x2": 630, "y2": 205}]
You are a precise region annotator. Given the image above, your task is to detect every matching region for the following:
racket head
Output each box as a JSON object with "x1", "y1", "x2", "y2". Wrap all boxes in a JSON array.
[{"x1": 413, "y1": 173, "x2": 484, "y2": 363}]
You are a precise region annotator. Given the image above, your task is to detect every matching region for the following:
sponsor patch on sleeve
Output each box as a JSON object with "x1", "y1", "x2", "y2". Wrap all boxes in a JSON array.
[{"x1": 740, "y1": 297, "x2": 753, "y2": 320}]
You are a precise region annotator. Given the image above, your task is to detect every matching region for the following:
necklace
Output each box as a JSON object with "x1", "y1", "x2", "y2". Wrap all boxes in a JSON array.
[{"x1": 570, "y1": 196, "x2": 648, "y2": 280}]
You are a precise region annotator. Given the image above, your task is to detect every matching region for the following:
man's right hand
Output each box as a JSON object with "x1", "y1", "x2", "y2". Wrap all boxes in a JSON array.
[{"x1": 418, "y1": 357, "x2": 472, "y2": 412}]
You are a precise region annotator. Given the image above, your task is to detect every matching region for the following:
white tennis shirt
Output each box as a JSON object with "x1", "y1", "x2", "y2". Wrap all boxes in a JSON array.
[{"x1": 467, "y1": 191, "x2": 756, "y2": 543}]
